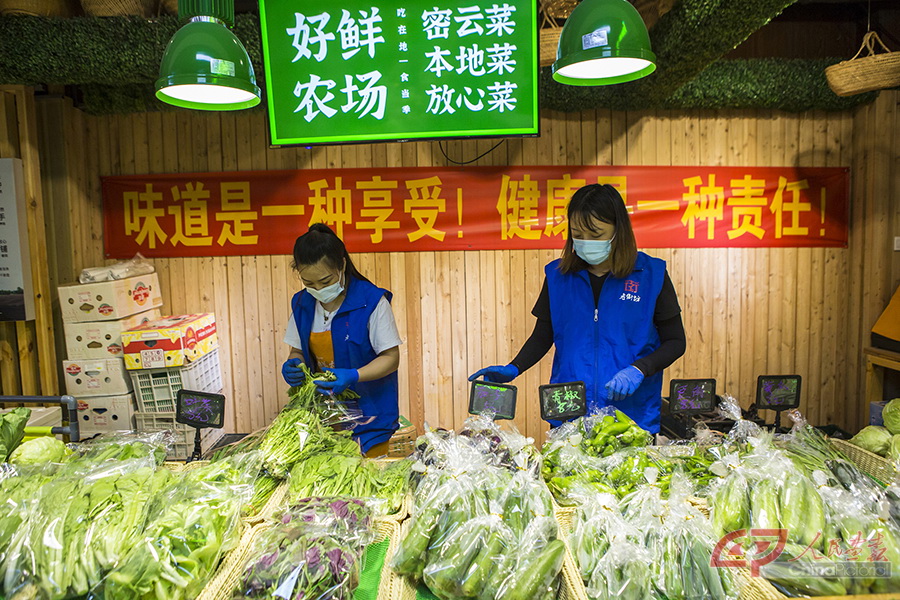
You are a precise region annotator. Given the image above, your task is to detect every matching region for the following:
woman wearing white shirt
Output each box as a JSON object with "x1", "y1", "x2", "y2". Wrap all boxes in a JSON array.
[{"x1": 282, "y1": 223, "x2": 402, "y2": 455}]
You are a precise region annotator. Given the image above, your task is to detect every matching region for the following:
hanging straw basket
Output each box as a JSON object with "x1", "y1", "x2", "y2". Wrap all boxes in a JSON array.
[
  {"x1": 825, "y1": 31, "x2": 900, "y2": 97},
  {"x1": 540, "y1": 27, "x2": 563, "y2": 67},
  {"x1": 0, "y1": 0, "x2": 80, "y2": 16},
  {"x1": 81, "y1": 0, "x2": 156, "y2": 17}
]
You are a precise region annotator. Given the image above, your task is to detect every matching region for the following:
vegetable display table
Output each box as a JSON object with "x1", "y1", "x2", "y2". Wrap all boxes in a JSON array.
[{"x1": 865, "y1": 346, "x2": 900, "y2": 410}]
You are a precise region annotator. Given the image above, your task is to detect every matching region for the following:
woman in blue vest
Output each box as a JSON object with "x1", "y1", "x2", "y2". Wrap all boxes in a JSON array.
[
  {"x1": 281, "y1": 223, "x2": 401, "y2": 455},
  {"x1": 470, "y1": 184, "x2": 685, "y2": 433}
]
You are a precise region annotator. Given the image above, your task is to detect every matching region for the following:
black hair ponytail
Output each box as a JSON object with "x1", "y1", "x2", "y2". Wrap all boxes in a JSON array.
[{"x1": 291, "y1": 223, "x2": 370, "y2": 283}]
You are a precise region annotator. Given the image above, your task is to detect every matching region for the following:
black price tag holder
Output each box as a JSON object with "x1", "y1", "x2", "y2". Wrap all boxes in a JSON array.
[
  {"x1": 468, "y1": 380, "x2": 517, "y2": 420},
  {"x1": 176, "y1": 389, "x2": 226, "y2": 462},
  {"x1": 663, "y1": 379, "x2": 717, "y2": 439},
  {"x1": 539, "y1": 381, "x2": 587, "y2": 421},
  {"x1": 668, "y1": 379, "x2": 718, "y2": 416},
  {"x1": 756, "y1": 375, "x2": 801, "y2": 433}
]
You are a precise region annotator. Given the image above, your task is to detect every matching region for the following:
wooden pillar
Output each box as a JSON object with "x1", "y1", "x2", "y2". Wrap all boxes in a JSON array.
[{"x1": 0, "y1": 86, "x2": 59, "y2": 396}]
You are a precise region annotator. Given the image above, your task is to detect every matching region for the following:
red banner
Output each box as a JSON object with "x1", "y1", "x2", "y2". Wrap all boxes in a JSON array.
[{"x1": 102, "y1": 165, "x2": 849, "y2": 258}]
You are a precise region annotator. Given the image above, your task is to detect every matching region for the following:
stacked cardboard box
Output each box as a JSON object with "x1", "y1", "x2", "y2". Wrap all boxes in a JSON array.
[
  {"x1": 122, "y1": 313, "x2": 224, "y2": 458},
  {"x1": 58, "y1": 273, "x2": 163, "y2": 437}
]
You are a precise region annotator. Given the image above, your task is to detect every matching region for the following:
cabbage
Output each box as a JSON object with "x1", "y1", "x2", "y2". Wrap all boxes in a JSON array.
[
  {"x1": 883, "y1": 398, "x2": 900, "y2": 435},
  {"x1": 890, "y1": 435, "x2": 900, "y2": 462},
  {"x1": 9, "y1": 437, "x2": 69, "y2": 465},
  {"x1": 849, "y1": 426, "x2": 893, "y2": 457}
]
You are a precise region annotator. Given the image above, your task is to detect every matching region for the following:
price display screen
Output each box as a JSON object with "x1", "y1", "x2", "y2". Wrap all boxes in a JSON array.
[
  {"x1": 539, "y1": 381, "x2": 586, "y2": 421},
  {"x1": 668, "y1": 379, "x2": 717, "y2": 415},
  {"x1": 176, "y1": 389, "x2": 226, "y2": 429},
  {"x1": 756, "y1": 375, "x2": 801, "y2": 409},
  {"x1": 468, "y1": 380, "x2": 517, "y2": 420}
]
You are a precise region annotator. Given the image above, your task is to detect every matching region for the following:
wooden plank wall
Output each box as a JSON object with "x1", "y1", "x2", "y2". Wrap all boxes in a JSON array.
[
  {"x1": 0, "y1": 86, "x2": 58, "y2": 398},
  {"x1": 35, "y1": 91, "x2": 899, "y2": 440}
]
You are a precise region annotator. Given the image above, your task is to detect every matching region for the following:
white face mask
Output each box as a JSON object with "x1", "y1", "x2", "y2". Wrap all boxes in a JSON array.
[
  {"x1": 307, "y1": 273, "x2": 344, "y2": 304},
  {"x1": 573, "y1": 238, "x2": 613, "y2": 265}
]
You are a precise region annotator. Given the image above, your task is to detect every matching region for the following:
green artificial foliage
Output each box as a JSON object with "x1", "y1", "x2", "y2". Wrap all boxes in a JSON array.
[
  {"x1": 0, "y1": 13, "x2": 882, "y2": 114},
  {"x1": 538, "y1": 60, "x2": 875, "y2": 112}
]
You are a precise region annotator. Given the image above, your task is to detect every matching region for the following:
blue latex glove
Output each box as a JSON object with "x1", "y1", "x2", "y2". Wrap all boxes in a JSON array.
[
  {"x1": 605, "y1": 366, "x2": 644, "y2": 402},
  {"x1": 468, "y1": 364, "x2": 519, "y2": 384},
  {"x1": 316, "y1": 368, "x2": 360, "y2": 395},
  {"x1": 281, "y1": 358, "x2": 306, "y2": 386}
]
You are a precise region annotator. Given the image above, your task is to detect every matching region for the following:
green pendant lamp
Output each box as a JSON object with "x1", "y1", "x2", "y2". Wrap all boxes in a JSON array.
[
  {"x1": 552, "y1": 0, "x2": 656, "y2": 86},
  {"x1": 155, "y1": 0, "x2": 260, "y2": 110}
]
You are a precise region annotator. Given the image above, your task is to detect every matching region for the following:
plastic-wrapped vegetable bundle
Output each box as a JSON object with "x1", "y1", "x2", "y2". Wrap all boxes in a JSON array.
[
  {"x1": 0, "y1": 456, "x2": 174, "y2": 600},
  {"x1": 393, "y1": 426, "x2": 563, "y2": 600},
  {"x1": 635, "y1": 475, "x2": 739, "y2": 600},
  {"x1": 100, "y1": 454, "x2": 258, "y2": 600},
  {"x1": 236, "y1": 498, "x2": 375, "y2": 600},
  {"x1": 759, "y1": 483, "x2": 900, "y2": 597},
  {"x1": 569, "y1": 493, "x2": 652, "y2": 600}
]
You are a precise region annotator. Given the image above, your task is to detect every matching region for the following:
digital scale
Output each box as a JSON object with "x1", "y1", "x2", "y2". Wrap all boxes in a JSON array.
[
  {"x1": 175, "y1": 389, "x2": 226, "y2": 462},
  {"x1": 468, "y1": 379, "x2": 589, "y2": 422}
]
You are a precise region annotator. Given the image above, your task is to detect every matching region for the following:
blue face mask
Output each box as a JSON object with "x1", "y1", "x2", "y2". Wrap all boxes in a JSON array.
[{"x1": 573, "y1": 238, "x2": 613, "y2": 265}]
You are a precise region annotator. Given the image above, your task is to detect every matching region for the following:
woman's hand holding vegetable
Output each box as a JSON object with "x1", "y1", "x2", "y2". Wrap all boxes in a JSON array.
[
  {"x1": 281, "y1": 358, "x2": 307, "y2": 386},
  {"x1": 468, "y1": 364, "x2": 519, "y2": 383},
  {"x1": 605, "y1": 366, "x2": 644, "y2": 401},
  {"x1": 316, "y1": 368, "x2": 359, "y2": 394}
]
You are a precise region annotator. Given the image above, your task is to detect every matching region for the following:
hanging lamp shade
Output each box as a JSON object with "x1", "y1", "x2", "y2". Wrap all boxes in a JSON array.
[
  {"x1": 155, "y1": 0, "x2": 260, "y2": 110},
  {"x1": 552, "y1": 0, "x2": 656, "y2": 86}
]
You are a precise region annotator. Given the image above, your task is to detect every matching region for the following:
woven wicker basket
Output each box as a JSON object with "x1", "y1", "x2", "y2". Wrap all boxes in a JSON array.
[
  {"x1": 389, "y1": 423, "x2": 417, "y2": 458},
  {"x1": 826, "y1": 31, "x2": 900, "y2": 97},
  {"x1": 81, "y1": 0, "x2": 156, "y2": 16},
  {"x1": 540, "y1": 28, "x2": 562, "y2": 68},
  {"x1": 831, "y1": 437, "x2": 898, "y2": 485},
  {"x1": 555, "y1": 507, "x2": 590, "y2": 600},
  {"x1": 0, "y1": 0, "x2": 80, "y2": 15}
]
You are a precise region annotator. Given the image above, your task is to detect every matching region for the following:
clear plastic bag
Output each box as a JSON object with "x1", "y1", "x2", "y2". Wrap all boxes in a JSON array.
[
  {"x1": 78, "y1": 255, "x2": 155, "y2": 284},
  {"x1": 98, "y1": 454, "x2": 257, "y2": 600},
  {"x1": 238, "y1": 498, "x2": 375, "y2": 600},
  {"x1": 1, "y1": 456, "x2": 170, "y2": 600}
]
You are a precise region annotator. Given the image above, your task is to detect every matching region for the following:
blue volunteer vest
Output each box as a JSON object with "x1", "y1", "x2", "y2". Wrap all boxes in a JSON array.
[
  {"x1": 290, "y1": 277, "x2": 400, "y2": 452},
  {"x1": 545, "y1": 252, "x2": 666, "y2": 432}
]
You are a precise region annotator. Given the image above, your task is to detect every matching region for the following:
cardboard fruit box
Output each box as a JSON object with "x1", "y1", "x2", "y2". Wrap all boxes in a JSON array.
[
  {"x1": 58, "y1": 273, "x2": 162, "y2": 323},
  {"x1": 64, "y1": 308, "x2": 162, "y2": 360},
  {"x1": 76, "y1": 394, "x2": 135, "y2": 437},
  {"x1": 122, "y1": 313, "x2": 218, "y2": 370},
  {"x1": 62, "y1": 358, "x2": 133, "y2": 396}
]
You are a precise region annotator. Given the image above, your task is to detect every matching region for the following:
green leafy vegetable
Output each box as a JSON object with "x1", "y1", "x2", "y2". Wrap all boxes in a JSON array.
[
  {"x1": 849, "y1": 425, "x2": 892, "y2": 457},
  {"x1": 9, "y1": 436, "x2": 69, "y2": 465},
  {"x1": 0, "y1": 408, "x2": 30, "y2": 462},
  {"x1": 883, "y1": 398, "x2": 900, "y2": 436}
]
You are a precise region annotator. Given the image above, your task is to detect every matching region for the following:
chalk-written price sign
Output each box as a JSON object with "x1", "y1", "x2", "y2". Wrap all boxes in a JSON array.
[
  {"x1": 668, "y1": 379, "x2": 717, "y2": 415},
  {"x1": 539, "y1": 381, "x2": 586, "y2": 421},
  {"x1": 176, "y1": 389, "x2": 226, "y2": 429},
  {"x1": 468, "y1": 380, "x2": 517, "y2": 420},
  {"x1": 756, "y1": 375, "x2": 801, "y2": 409}
]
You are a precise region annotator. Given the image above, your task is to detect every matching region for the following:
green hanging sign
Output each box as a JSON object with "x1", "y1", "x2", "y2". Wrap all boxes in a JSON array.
[{"x1": 258, "y1": 0, "x2": 539, "y2": 146}]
